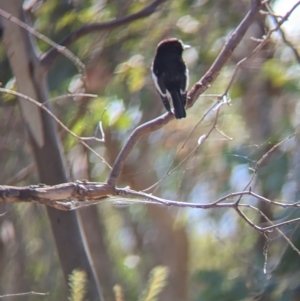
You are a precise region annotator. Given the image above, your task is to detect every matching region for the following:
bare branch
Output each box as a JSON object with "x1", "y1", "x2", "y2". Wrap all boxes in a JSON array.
[
  {"x1": 0, "y1": 8, "x2": 85, "y2": 73},
  {"x1": 107, "y1": 112, "x2": 173, "y2": 186},
  {"x1": 0, "y1": 182, "x2": 115, "y2": 210},
  {"x1": 224, "y1": 0, "x2": 300, "y2": 95},
  {"x1": 276, "y1": 25, "x2": 300, "y2": 64},
  {"x1": 48, "y1": 93, "x2": 97, "y2": 103},
  {"x1": 256, "y1": 134, "x2": 295, "y2": 166},
  {"x1": 41, "y1": 0, "x2": 167, "y2": 68},
  {"x1": 2, "y1": 180, "x2": 300, "y2": 240},
  {"x1": 107, "y1": 0, "x2": 263, "y2": 187},
  {"x1": 237, "y1": 133, "x2": 295, "y2": 202},
  {"x1": 6, "y1": 163, "x2": 35, "y2": 185},
  {"x1": 0, "y1": 291, "x2": 49, "y2": 298},
  {"x1": 266, "y1": 2, "x2": 300, "y2": 64},
  {"x1": 187, "y1": 0, "x2": 262, "y2": 106},
  {"x1": 0, "y1": 88, "x2": 111, "y2": 168},
  {"x1": 144, "y1": 102, "x2": 225, "y2": 193},
  {"x1": 247, "y1": 204, "x2": 300, "y2": 257},
  {"x1": 3, "y1": 180, "x2": 300, "y2": 210}
]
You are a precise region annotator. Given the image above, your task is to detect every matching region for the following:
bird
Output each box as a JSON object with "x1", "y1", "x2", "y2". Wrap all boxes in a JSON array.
[{"x1": 151, "y1": 38, "x2": 190, "y2": 119}]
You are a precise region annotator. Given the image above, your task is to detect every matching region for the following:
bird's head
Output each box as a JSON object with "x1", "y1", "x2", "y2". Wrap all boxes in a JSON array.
[{"x1": 156, "y1": 38, "x2": 190, "y2": 55}]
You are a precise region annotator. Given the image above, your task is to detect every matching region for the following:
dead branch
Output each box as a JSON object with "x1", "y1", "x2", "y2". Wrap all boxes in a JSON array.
[
  {"x1": 224, "y1": 0, "x2": 300, "y2": 95},
  {"x1": 2, "y1": 182, "x2": 300, "y2": 236},
  {"x1": 1, "y1": 0, "x2": 299, "y2": 245},
  {"x1": 265, "y1": 2, "x2": 300, "y2": 64},
  {"x1": 187, "y1": 0, "x2": 262, "y2": 107},
  {"x1": 107, "y1": 0, "x2": 263, "y2": 187},
  {"x1": 0, "y1": 182, "x2": 115, "y2": 210}
]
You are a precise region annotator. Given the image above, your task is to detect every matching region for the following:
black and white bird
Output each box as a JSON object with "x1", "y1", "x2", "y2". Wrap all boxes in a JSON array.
[{"x1": 151, "y1": 38, "x2": 190, "y2": 119}]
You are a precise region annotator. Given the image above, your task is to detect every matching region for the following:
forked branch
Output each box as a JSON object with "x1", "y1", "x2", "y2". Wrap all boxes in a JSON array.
[{"x1": 107, "y1": 0, "x2": 263, "y2": 187}]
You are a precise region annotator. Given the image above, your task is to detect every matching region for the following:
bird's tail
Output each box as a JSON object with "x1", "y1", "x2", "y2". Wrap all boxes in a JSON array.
[{"x1": 170, "y1": 90, "x2": 186, "y2": 119}]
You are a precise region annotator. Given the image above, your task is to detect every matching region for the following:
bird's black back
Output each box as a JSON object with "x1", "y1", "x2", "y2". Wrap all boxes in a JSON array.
[
  {"x1": 153, "y1": 41, "x2": 187, "y2": 92},
  {"x1": 152, "y1": 38, "x2": 188, "y2": 119}
]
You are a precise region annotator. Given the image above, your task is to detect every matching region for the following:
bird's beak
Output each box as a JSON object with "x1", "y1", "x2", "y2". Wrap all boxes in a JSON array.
[{"x1": 183, "y1": 44, "x2": 191, "y2": 50}]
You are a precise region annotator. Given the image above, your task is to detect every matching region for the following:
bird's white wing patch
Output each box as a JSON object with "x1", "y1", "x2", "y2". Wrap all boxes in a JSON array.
[
  {"x1": 180, "y1": 68, "x2": 189, "y2": 95},
  {"x1": 166, "y1": 89, "x2": 172, "y2": 102},
  {"x1": 185, "y1": 67, "x2": 189, "y2": 90},
  {"x1": 152, "y1": 71, "x2": 166, "y2": 96}
]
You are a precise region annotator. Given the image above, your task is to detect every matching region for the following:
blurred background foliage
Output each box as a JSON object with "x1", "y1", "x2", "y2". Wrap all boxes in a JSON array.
[{"x1": 1, "y1": 0, "x2": 300, "y2": 300}]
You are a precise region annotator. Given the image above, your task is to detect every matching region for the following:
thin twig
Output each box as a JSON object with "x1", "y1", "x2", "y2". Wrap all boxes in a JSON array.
[
  {"x1": 235, "y1": 133, "x2": 295, "y2": 204},
  {"x1": 0, "y1": 8, "x2": 85, "y2": 73},
  {"x1": 0, "y1": 88, "x2": 111, "y2": 169},
  {"x1": 6, "y1": 163, "x2": 35, "y2": 185},
  {"x1": 107, "y1": 0, "x2": 263, "y2": 187},
  {"x1": 145, "y1": 102, "x2": 224, "y2": 193},
  {"x1": 187, "y1": 0, "x2": 262, "y2": 106},
  {"x1": 176, "y1": 105, "x2": 223, "y2": 196},
  {"x1": 224, "y1": 0, "x2": 300, "y2": 95},
  {"x1": 246, "y1": 204, "x2": 300, "y2": 257},
  {"x1": 266, "y1": 3, "x2": 300, "y2": 63},
  {"x1": 0, "y1": 291, "x2": 49, "y2": 298}
]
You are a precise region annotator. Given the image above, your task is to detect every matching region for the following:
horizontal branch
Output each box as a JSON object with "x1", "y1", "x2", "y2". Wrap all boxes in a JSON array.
[
  {"x1": 2, "y1": 182, "x2": 300, "y2": 237},
  {"x1": 1, "y1": 181, "x2": 300, "y2": 214},
  {"x1": 0, "y1": 182, "x2": 115, "y2": 210}
]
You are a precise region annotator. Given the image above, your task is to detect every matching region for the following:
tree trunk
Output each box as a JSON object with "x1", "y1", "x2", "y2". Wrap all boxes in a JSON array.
[{"x1": 0, "y1": 1, "x2": 102, "y2": 299}]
